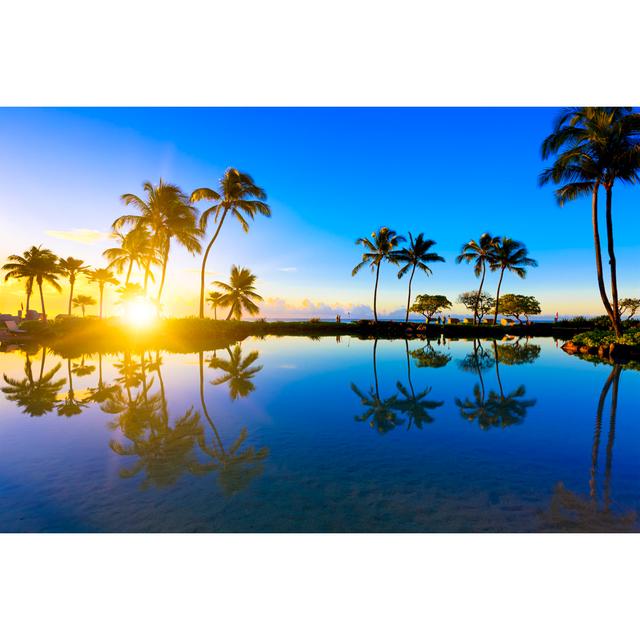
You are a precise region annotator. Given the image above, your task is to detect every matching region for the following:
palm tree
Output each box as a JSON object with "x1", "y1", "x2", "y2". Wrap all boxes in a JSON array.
[
  {"x1": 206, "y1": 290, "x2": 224, "y2": 320},
  {"x1": 114, "y1": 179, "x2": 202, "y2": 306},
  {"x1": 352, "y1": 227, "x2": 405, "y2": 322},
  {"x1": 540, "y1": 107, "x2": 640, "y2": 337},
  {"x1": 392, "y1": 233, "x2": 444, "y2": 322},
  {"x1": 212, "y1": 265, "x2": 263, "y2": 320},
  {"x1": 455, "y1": 233, "x2": 498, "y2": 325},
  {"x1": 103, "y1": 227, "x2": 159, "y2": 288},
  {"x1": 87, "y1": 268, "x2": 119, "y2": 318},
  {"x1": 58, "y1": 257, "x2": 90, "y2": 316},
  {"x1": 490, "y1": 238, "x2": 538, "y2": 325},
  {"x1": 2, "y1": 246, "x2": 41, "y2": 315},
  {"x1": 191, "y1": 169, "x2": 271, "y2": 319},
  {"x1": 208, "y1": 344, "x2": 263, "y2": 400},
  {"x1": 72, "y1": 294, "x2": 96, "y2": 317},
  {"x1": 57, "y1": 357, "x2": 87, "y2": 417}
]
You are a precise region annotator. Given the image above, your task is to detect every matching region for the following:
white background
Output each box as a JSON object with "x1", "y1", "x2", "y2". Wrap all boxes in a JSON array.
[{"x1": 2, "y1": 1, "x2": 640, "y2": 638}]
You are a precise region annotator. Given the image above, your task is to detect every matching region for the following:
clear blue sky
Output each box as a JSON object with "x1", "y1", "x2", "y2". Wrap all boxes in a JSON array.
[{"x1": 0, "y1": 107, "x2": 639, "y2": 317}]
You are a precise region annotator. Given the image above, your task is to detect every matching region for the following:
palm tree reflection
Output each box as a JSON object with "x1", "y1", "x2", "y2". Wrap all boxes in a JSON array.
[
  {"x1": 542, "y1": 364, "x2": 636, "y2": 531},
  {"x1": 2, "y1": 347, "x2": 66, "y2": 416},
  {"x1": 352, "y1": 339, "x2": 444, "y2": 433},
  {"x1": 208, "y1": 344, "x2": 263, "y2": 400},
  {"x1": 198, "y1": 351, "x2": 268, "y2": 494},
  {"x1": 455, "y1": 339, "x2": 536, "y2": 429}
]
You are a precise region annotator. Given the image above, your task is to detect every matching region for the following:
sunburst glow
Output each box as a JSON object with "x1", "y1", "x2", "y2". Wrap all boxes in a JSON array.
[{"x1": 122, "y1": 297, "x2": 157, "y2": 328}]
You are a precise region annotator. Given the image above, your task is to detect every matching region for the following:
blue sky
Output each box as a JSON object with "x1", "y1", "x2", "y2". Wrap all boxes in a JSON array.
[{"x1": 0, "y1": 107, "x2": 639, "y2": 318}]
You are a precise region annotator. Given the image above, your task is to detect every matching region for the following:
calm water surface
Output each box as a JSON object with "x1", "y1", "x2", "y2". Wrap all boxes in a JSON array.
[{"x1": 0, "y1": 335, "x2": 638, "y2": 532}]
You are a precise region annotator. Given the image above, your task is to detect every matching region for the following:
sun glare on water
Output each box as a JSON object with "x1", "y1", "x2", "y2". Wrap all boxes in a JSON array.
[{"x1": 122, "y1": 297, "x2": 157, "y2": 328}]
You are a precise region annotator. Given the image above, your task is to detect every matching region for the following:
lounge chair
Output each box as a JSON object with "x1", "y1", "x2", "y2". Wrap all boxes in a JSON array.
[{"x1": 4, "y1": 320, "x2": 26, "y2": 334}]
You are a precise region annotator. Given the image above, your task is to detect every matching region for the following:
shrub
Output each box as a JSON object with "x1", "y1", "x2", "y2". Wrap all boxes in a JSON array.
[
  {"x1": 19, "y1": 320, "x2": 50, "y2": 334},
  {"x1": 308, "y1": 317, "x2": 321, "y2": 323}
]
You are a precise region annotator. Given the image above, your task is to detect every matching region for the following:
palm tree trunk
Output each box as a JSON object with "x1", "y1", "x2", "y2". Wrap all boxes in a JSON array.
[
  {"x1": 591, "y1": 183, "x2": 616, "y2": 331},
  {"x1": 199, "y1": 351, "x2": 225, "y2": 454},
  {"x1": 143, "y1": 257, "x2": 151, "y2": 294},
  {"x1": 373, "y1": 262, "x2": 381, "y2": 322},
  {"x1": 125, "y1": 259, "x2": 133, "y2": 286},
  {"x1": 225, "y1": 305, "x2": 234, "y2": 321},
  {"x1": 199, "y1": 207, "x2": 229, "y2": 319},
  {"x1": 156, "y1": 245, "x2": 169, "y2": 308},
  {"x1": 68, "y1": 277, "x2": 74, "y2": 316},
  {"x1": 81, "y1": 305, "x2": 86, "y2": 318},
  {"x1": 493, "y1": 268, "x2": 505, "y2": 325},
  {"x1": 25, "y1": 282, "x2": 32, "y2": 315},
  {"x1": 405, "y1": 264, "x2": 416, "y2": 322},
  {"x1": 492, "y1": 339, "x2": 504, "y2": 397},
  {"x1": 603, "y1": 365, "x2": 621, "y2": 510},
  {"x1": 404, "y1": 339, "x2": 415, "y2": 398},
  {"x1": 38, "y1": 280, "x2": 46, "y2": 321},
  {"x1": 213, "y1": 306, "x2": 217, "y2": 321},
  {"x1": 604, "y1": 186, "x2": 622, "y2": 337},
  {"x1": 99, "y1": 284, "x2": 104, "y2": 319},
  {"x1": 475, "y1": 264, "x2": 486, "y2": 326}
]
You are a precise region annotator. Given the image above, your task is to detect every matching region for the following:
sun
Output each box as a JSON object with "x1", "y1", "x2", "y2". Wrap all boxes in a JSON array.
[{"x1": 122, "y1": 297, "x2": 157, "y2": 328}]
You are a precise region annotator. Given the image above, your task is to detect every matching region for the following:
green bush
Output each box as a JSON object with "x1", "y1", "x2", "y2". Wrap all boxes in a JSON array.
[
  {"x1": 572, "y1": 329, "x2": 640, "y2": 348},
  {"x1": 308, "y1": 317, "x2": 321, "y2": 323},
  {"x1": 19, "y1": 320, "x2": 51, "y2": 334}
]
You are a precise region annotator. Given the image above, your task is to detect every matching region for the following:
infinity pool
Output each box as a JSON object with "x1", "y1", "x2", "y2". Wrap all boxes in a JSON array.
[{"x1": 0, "y1": 335, "x2": 637, "y2": 532}]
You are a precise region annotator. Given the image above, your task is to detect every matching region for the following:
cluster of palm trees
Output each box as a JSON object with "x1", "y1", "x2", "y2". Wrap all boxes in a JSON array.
[
  {"x1": 352, "y1": 227, "x2": 537, "y2": 325},
  {"x1": 2, "y1": 246, "x2": 120, "y2": 320},
  {"x1": 540, "y1": 107, "x2": 640, "y2": 338},
  {"x1": 2, "y1": 168, "x2": 270, "y2": 321}
]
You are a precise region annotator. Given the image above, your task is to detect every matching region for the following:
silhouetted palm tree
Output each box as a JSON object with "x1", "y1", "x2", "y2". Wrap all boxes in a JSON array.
[
  {"x1": 57, "y1": 357, "x2": 87, "y2": 417},
  {"x1": 72, "y1": 294, "x2": 96, "y2": 317},
  {"x1": 87, "y1": 268, "x2": 119, "y2": 318},
  {"x1": 191, "y1": 168, "x2": 271, "y2": 319},
  {"x1": 213, "y1": 265, "x2": 263, "y2": 320},
  {"x1": 209, "y1": 344, "x2": 263, "y2": 399},
  {"x1": 456, "y1": 233, "x2": 498, "y2": 325},
  {"x1": 352, "y1": 227, "x2": 405, "y2": 322},
  {"x1": 103, "y1": 227, "x2": 159, "y2": 288},
  {"x1": 206, "y1": 290, "x2": 224, "y2": 320},
  {"x1": 86, "y1": 353, "x2": 118, "y2": 405},
  {"x1": 394, "y1": 381, "x2": 443, "y2": 430},
  {"x1": 58, "y1": 257, "x2": 90, "y2": 316},
  {"x1": 540, "y1": 107, "x2": 640, "y2": 337},
  {"x1": 392, "y1": 233, "x2": 444, "y2": 321},
  {"x1": 114, "y1": 179, "x2": 202, "y2": 305},
  {"x1": 3, "y1": 246, "x2": 61, "y2": 320},
  {"x1": 490, "y1": 238, "x2": 537, "y2": 325}
]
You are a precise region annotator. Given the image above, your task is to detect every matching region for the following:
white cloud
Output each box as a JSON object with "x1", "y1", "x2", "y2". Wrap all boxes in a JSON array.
[
  {"x1": 259, "y1": 297, "x2": 408, "y2": 320},
  {"x1": 276, "y1": 267, "x2": 297, "y2": 272},
  {"x1": 45, "y1": 228, "x2": 110, "y2": 245}
]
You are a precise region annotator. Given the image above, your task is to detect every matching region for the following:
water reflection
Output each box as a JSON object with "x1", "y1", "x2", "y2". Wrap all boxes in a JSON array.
[
  {"x1": 542, "y1": 364, "x2": 637, "y2": 531},
  {"x1": 2, "y1": 347, "x2": 66, "y2": 416},
  {"x1": 208, "y1": 344, "x2": 263, "y2": 400},
  {"x1": 455, "y1": 339, "x2": 536, "y2": 429},
  {"x1": 351, "y1": 339, "x2": 444, "y2": 433}
]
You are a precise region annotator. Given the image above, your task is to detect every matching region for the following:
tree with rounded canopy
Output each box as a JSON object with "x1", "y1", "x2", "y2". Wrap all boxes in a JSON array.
[
  {"x1": 619, "y1": 297, "x2": 640, "y2": 321},
  {"x1": 72, "y1": 294, "x2": 96, "y2": 318},
  {"x1": 392, "y1": 232, "x2": 444, "y2": 322},
  {"x1": 410, "y1": 294, "x2": 452, "y2": 323},
  {"x1": 498, "y1": 294, "x2": 541, "y2": 324},
  {"x1": 191, "y1": 168, "x2": 271, "y2": 319},
  {"x1": 457, "y1": 291, "x2": 495, "y2": 322},
  {"x1": 212, "y1": 265, "x2": 263, "y2": 320},
  {"x1": 352, "y1": 227, "x2": 405, "y2": 322}
]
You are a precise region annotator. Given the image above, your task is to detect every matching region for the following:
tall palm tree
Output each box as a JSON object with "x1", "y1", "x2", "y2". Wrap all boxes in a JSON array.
[
  {"x1": 490, "y1": 238, "x2": 538, "y2": 325},
  {"x1": 392, "y1": 233, "x2": 445, "y2": 322},
  {"x1": 212, "y1": 265, "x2": 263, "y2": 320},
  {"x1": 114, "y1": 179, "x2": 202, "y2": 305},
  {"x1": 540, "y1": 107, "x2": 640, "y2": 337},
  {"x1": 191, "y1": 168, "x2": 271, "y2": 319},
  {"x1": 352, "y1": 227, "x2": 405, "y2": 322},
  {"x1": 103, "y1": 227, "x2": 159, "y2": 288},
  {"x1": 58, "y1": 257, "x2": 90, "y2": 316},
  {"x1": 8, "y1": 246, "x2": 62, "y2": 320},
  {"x1": 206, "y1": 290, "x2": 224, "y2": 320},
  {"x1": 2, "y1": 246, "x2": 42, "y2": 315},
  {"x1": 72, "y1": 294, "x2": 96, "y2": 317},
  {"x1": 455, "y1": 233, "x2": 498, "y2": 325},
  {"x1": 87, "y1": 268, "x2": 119, "y2": 318}
]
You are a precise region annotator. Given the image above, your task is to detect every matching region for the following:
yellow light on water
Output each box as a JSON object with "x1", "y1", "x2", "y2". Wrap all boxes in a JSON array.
[{"x1": 123, "y1": 297, "x2": 157, "y2": 329}]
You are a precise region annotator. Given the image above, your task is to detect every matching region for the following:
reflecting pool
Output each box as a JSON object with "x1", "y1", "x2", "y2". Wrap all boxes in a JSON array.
[{"x1": 1, "y1": 335, "x2": 638, "y2": 532}]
